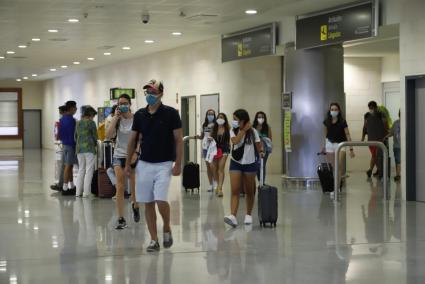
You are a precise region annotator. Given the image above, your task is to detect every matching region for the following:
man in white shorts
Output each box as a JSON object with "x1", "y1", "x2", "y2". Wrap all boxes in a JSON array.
[{"x1": 126, "y1": 79, "x2": 182, "y2": 252}]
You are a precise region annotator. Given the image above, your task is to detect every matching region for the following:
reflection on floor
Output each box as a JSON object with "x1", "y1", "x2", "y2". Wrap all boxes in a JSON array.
[{"x1": 0, "y1": 149, "x2": 422, "y2": 283}]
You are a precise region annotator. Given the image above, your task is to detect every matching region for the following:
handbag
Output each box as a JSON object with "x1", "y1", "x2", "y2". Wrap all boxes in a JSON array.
[
  {"x1": 214, "y1": 148, "x2": 223, "y2": 160},
  {"x1": 231, "y1": 135, "x2": 247, "y2": 161}
]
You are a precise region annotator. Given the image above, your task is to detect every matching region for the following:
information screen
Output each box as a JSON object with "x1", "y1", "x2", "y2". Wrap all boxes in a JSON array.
[
  {"x1": 296, "y1": 1, "x2": 377, "y2": 49},
  {"x1": 110, "y1": 88, "x2": 136, "y2": 100},
  {"x1": 222, "y1": 23, "x2": 277, "y2": 63}
]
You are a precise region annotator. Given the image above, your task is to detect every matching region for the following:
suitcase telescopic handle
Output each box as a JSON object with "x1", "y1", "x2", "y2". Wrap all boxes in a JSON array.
[{"x1": 259, "y1": 158, "x2": 264, "y2": 187}]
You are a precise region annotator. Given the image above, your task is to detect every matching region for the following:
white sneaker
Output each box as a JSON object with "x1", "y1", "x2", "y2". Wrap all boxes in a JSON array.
[
  {"x1": 213, "y1": 180, "x2": 218, "y2": 190},
  {"x1": 244, "y1": 215, "x2": 253, "y2": 225},
  {"x1": 208, "y1": 185, "x2": 214, "y2": 192},
  {"x1": 224, "y1": 215, "x2": 238, "y2": 228}
]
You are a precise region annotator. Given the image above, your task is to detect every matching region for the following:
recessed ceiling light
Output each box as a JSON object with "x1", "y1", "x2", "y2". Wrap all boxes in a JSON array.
[
  {"x1": 32, "y1": 74, "x2": 38, "y2": 77},
  {"x1": 32, "y1": 38, "x2": 41, "y2": 42},
  {"x1": 48, "y1": 29, "x2": 58, "y2": 33},
  {"x1": 103, "y1": 52, "x2": 111, "y2": 56},
  {"x1": 50, "y1": 68, "x2": 57, "y2": 72},
  {"x1": 68, "y1": 18, "x2": 79, "y2": 23},
  {"x1": 73, "y1": 61, "x2": 80, "y2": 65},
  {"x1": 16, "y1": 79, "x2": 22, "y2": 82},
  {"x1": 23, "y1": 76, "x2": 28, "y2": 80},
  {"x1": 122, "y1": 46, "x2": 131, "y2": 50},
  {"x1": 6, "y1": 51, "x2": 15, "y2": 54},
  {"x1": 18, "y1": 45, "x2": 27, "y2": 48},
  {"x1": 172, "y1": 32, "x2": 182, "y2": 36},
  {"x1": 144, "y1": 40, "x2": 154, "y2": 44},
  {"x1": 0, "y1": 56, "x2": 4, "y2": 59},
  {"x1": 61, "y1": 65, "x2": 68, "y2": 69},
  {"x1": 87, "y1": 57, "x2": 95, "y2": 61},
  {"x1": 245, "y1": 9, "x2": 258, "y2": 15}
]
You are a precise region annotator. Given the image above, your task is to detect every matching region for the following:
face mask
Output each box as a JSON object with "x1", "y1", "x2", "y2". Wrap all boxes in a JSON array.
[
  {"x1": 207, "y1": 115, "x2": 215, "y2": 122},
  {"x1": 146, "y1": 93, "x2": 159, "y2": 106},
  {"x1": 232, "y1": 120, "x2": 239, "y2": 129},
  {"x1": 216, "y1": 118, "x2": 225, "y2": 125},
  {"x1": 257, "y1": 118, "x2": 264, "y2": 124},
  {"x1": 330, "y1": 111, "x2": 339, "y2": 118},
  {"x1": 119, "y1": 105, "x2": 129, "y2": 113}
]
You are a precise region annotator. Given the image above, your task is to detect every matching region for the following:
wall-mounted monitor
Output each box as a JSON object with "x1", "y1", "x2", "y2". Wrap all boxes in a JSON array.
[{"x1": 110, "y1": 88, "x2": 136, "y2": 100}]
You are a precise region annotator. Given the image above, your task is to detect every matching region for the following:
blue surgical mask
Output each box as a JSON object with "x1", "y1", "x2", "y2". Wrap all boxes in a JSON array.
[
  {"x1": 207, "y1": 115, "x2": 215, "y2": 122},
  {"x1": 232, "y1": 120, "x2": 239, "y2": 129},
  {"x1": 146, "y1": 93, "x2": 159, "y2": 106},
  {"x1": 330, "y1": 111, "x2": 339, "y2": 118},
  {"x1": 119, "y1": 105, "x2": 129, "y2": 113}
]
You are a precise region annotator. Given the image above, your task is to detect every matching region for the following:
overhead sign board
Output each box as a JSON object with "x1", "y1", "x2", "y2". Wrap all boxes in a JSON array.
[
  {"x1": 296, "y1": 1, "x2": 378, "y2": 49},
  {"x1": 222, "y1": 23, "x2": 277, "y2": 62},
  {"x1": 110, "y1": 88, "x2": 136, "y2": 100}
]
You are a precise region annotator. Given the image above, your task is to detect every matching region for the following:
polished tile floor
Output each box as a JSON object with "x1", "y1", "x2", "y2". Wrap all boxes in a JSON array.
[{"x1": 0, "y1": 149, "x2": 423, "y2": 284}]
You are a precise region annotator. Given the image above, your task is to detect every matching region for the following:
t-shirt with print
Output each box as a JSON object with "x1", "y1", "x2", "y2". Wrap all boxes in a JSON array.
[
  {"x1": 75, "y1": 119, "x2": 98, "y2": 154},
  {"x1": 114, "y1": 116, "x2": 134, "y2": 158},
  {"x1": 202, "y1": 123, "x2": 215, "y2": 150},
  {"x1": 230, "y1": 128, "x2": 261, "y2": 165}
]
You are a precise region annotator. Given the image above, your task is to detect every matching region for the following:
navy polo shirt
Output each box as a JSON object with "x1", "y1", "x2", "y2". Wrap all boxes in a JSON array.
[{"x1": 132, "y1": 104, "x2": 182, "y2": 163}]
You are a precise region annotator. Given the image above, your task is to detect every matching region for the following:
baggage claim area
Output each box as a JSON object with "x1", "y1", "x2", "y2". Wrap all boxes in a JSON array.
[{"x1": 0, "y1": 0, "x2": 425, "y2": 283}]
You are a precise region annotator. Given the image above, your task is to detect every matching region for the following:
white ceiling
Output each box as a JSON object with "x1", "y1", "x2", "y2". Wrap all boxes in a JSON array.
[{"x1": 0, "y1": 0, "x2": 390, "y2": 81}]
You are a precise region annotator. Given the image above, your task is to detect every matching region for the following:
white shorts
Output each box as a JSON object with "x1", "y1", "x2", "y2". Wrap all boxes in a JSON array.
[
  {"x1": 326, "y1": 139, "x2": 345, "y2": 153},
  {"x1": 135, "y1": 160, "x2": 173, "y2": 203}
]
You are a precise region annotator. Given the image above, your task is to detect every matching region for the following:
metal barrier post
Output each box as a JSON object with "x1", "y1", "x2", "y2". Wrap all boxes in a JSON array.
[{"x1": 334, "y1": 141, "x2": 388, "y2": 202}]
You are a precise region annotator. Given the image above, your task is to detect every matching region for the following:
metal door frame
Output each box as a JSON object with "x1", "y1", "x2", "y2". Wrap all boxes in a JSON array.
[
  {"x1": 406, "y1": 75, "x2": 425, "y2": 201},
  {"x1": 181, "y1": 96, "x2": 197, "y2": 164},
  {"x1": 23, "y1": 109, "x2": 42, "y2": 149}
]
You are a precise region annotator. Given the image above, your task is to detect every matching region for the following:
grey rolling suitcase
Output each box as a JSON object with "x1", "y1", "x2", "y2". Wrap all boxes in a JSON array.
[{"x1": 257, "y1": 159, "x2": 278, "y2": 227}]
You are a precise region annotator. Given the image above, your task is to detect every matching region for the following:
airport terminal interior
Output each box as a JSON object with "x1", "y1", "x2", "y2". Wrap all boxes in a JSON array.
[{"x1": 1, "y1": 0, "x2": 425, "y2": 283}]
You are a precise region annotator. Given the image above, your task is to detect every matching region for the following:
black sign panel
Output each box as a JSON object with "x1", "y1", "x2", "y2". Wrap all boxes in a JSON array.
[
  {"x1": 222, "y1": 23, "x2": 277, "y2": 63},
  {"x1": 296, "y1": 1, "x2": 377, "y2": 49},
  {"x1": 110, "y1": 88, "x2": 136, "y2": 100}
]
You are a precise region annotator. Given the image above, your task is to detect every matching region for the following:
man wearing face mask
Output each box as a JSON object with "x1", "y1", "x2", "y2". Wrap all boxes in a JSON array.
[
  {"x1": 125, "y1": 79, "x2": 182, "y2": 252},
  {"x1": 363, "y1": 101, "x2": 389, "y2": 179}
]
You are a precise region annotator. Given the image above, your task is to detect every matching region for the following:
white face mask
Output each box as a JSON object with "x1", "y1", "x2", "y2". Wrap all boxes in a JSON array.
[
  {"x1": 257, "y1": 118, "x2": 265, "y2": 125},
  {"x1": 330, "y1": 111, "x2": 339, "y2": 118},
  {"x1": 216, "y1": 118, "x2": 225, "y2": 125}
]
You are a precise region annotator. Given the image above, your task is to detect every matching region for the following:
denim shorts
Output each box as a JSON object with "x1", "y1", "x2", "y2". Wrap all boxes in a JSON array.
[
  {"x1": 112, "y1": 157, "x2": 126, "y2": 168},
  {"x1": 63, "y1": 145, "x2": 77, "y2": 166},
  {"x1": 229, "y1": 159, "x2": 259, "y2": 174},
  {"x1": 393, "y1": 148, "x2": 401, "y2": 165}
]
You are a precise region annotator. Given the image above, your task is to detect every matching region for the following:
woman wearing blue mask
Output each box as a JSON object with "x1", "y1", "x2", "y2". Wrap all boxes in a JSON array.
[
  {"x1": 106, "y1": 93, "x2": 140, "y2": 230},
  {"x1": 322, "y1": 102, "x2": 355, "y2": 189},
  {"x1": 196, "y1": 109, "x2": 217, "y2": 192}
]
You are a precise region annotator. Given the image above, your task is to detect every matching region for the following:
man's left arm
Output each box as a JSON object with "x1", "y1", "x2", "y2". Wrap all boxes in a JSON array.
[{"x1": 173, "y1": 128, "x2": 183, "y2": 176}]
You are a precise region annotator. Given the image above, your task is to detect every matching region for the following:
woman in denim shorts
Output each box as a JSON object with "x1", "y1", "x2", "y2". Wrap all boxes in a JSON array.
[{"x1": 224, "y1": 109, "x2": 264, "y2": 228}]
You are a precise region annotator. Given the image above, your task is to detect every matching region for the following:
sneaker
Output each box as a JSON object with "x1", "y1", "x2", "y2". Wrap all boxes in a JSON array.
[
  {"x1": 146, "y1": 240, "x2": 160, "y2": 252},
  {"x1": 76, "y1": 194, "x2": 82, "y2": 198},
  {"x1": 82, "y1": 194, "x2": 91, "y2": 198},
  {"x1": 366, "y1": 170, "x2": 372, "y2": 178},
  {"x1": 208, "y1": 185, "x2": 213, "y2": 192},
  {"x1": 132, "y1": 203, "x2": 140, "y2": 223},
  {"x1": 224, "y1": 215, "x2": 238, "y2": 228},
  {"x1": 62, "y1": 187, "x2": 76, "y2": 196},
  {"x1": 373, "y1": 171, "x2": 379, "y2": 177},
  {"x1": 50, "y1": 184, "x2": 60, "y2": 191},
  {"x1": 163, "y1": 231, "x2": 173, "y2": 249},
  {"x1": 244, "y1": 215, "x2": 253, "y2": 225},
  {"x1": 115, "y1": 217, "x2": 127, "y2": 230}
]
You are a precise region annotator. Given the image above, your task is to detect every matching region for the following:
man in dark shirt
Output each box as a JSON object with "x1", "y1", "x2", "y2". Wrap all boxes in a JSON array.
[
  {"x1": 126, "y1": 79, "x2": 183, "y2": 253},
  {"x1": 50, "y1": 105, "x2": 67, "y2": 191},
  {"x1": 363, "y1": 101, "x2": 388, "y2": 179},
  {"x1": 59, "y1": 101, "x2": 78, "y2": 195}
]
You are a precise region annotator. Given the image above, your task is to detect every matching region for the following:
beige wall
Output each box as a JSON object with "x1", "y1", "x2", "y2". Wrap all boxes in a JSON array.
[
  {"x1": 382, "y1": 55, "x2": 401, "y2": 83},
  {"x1": 344, "y1": 57, "x2": 383, "y2": 171},
  {"x1": 0, "y1": 81, "x2": 44, "y2": 149},
  {"x1": 42, "y1": 38, "x2": 283, "y2": 174}
]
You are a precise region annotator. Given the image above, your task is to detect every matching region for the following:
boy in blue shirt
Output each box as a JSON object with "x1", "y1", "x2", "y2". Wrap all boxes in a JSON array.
[{"x1": 59, "y1": 101, "x2": 78, "y2": 195}]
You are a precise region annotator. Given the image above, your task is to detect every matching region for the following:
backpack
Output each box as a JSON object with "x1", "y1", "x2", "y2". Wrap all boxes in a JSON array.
[{"x1": 377, "y1": 105, "x2": 393, "y2": 129}]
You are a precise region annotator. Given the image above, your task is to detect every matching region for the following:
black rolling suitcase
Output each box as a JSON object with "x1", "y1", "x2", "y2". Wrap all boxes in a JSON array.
[
  {"x1": 317, "y1": 153, "x2": 334, "y2": 193},
  {"x1": 182, "y1": 137, "x2": 200, "y2": 193},
  {"x1": 258, "y1": 159, "x2": 278, "y2": 227}
]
